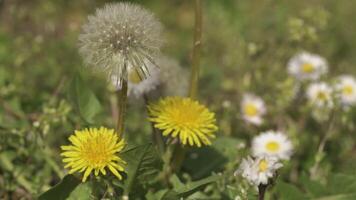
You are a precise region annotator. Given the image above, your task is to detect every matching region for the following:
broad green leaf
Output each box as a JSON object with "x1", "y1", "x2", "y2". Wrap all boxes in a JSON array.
[
  {"x1": 67, "y1": 75, "x2": 102, "y2": 124},
  {"x1": 161, "y1": 174, "x2": 222, "y2": 200},
  {"x1": 275, "y1": 181, "x2": 308, "y2": 200},
  {"x1": 184, "y1": 137, "x2": 242, "y2": 179},
  {"x1": 121, "y1": 143, "x2": 162, "y2": 195},
  {"x1": 38, "y1": 175, "x2": 91, "y2": 200},
  {"x1": 301, "y1": 173, "x2": 328, "y2": 197}
]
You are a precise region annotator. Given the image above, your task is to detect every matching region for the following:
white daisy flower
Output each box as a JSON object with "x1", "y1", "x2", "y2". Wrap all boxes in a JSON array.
[
  {"x1": 287, "y1": 52, "x2": 328, "y2": 81},
  {"x1": 111, "y1": 64, "x2": 160, "y2": 98},
  {"x1": 252, "y1": 130, "x2": 293, "y2": 160},
  {"x1": 334, "y1": 75, "x2": 356, "y2": 106},
  {"x1": 306, "y1": 82, "x2": 334, "y2": 108},
  {"x1": 241, "y1": 94, "x2": 266, "y2": 126},
  {"x1": 235, "y1": 156, "x2": 283, "y2": 186}
]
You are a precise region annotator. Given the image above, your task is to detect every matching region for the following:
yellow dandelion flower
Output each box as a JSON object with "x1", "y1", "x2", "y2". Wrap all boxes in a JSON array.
[
  {"x1": 148, "y1": 97, "x2": 218, "y2": 147},
  {"x1": 61, "y1": 127, "x2": 126, "y2": 182}
]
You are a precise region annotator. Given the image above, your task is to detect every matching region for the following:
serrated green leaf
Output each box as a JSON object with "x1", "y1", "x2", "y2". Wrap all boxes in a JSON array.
[
  {"x1": 67, "y1": 75, "x2": 102, "y2": 124},
  {"x1": 121, "y1": 143, "x2": 162, "y2": 195}
]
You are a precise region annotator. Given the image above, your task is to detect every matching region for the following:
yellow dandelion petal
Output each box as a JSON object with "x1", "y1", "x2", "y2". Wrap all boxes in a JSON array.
[
  {"x1": 148, "y1": 97, "x2": 218, "y2": 147},
  {"x1": 61, "y1": 127, "x2": 126, "y2": 182}
]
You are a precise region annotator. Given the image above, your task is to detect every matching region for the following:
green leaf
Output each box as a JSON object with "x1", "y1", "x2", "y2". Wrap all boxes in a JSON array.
[
  {"x1": 121, "y1": 143, "x2": 162, "y2": 195},
  {"x1": 301, "y1": 173, "x2": 328, "y2": 197},
  {"x1": 67, "y1": 75, "x2": 102, "y2": 124},
  {"x1": 38, "y1": 175, "x2": 91, "y2": 200},
  {"x1": 161, "y1": 174, "x2": 222, "y2": 200},
  {"x1": 314, "y1": 193, "x2": 356, "y2": 200},
  {"x1": 275, "y1": 181, "x2": 308, "y2": 200},
  {"x1": 184, "y1": 137, "x2": 242, "y2": 179}
]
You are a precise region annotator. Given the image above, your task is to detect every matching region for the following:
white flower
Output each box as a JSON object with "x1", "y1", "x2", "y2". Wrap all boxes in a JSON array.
[
  {"x1": 334, "y1": 75, "x2": 356, "y2": 106},
  {"x1": 235, "y1": 156, "x2": 283, "y2": 186},
  {"x1": 241, "y1": 94, "x2": 266, "y2": 125},
  {"x1": 287, "y1": 52, "x2": 328, "y2": 81},
  {"x1": 306, "y1": 82, "x2": 334, "y2": 108},
  {"x1": 252, "y1": 130, "x2": 293, "y2": 160}
]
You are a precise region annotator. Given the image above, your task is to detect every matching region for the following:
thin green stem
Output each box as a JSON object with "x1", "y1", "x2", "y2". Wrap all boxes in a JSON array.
[
  {"x1": 258, "y1": 184, "x2": 267, "y2": 200},
  {"x1": 310, "y1": 109, "x2": 336, "y2": 178},
  {"x1": 170, "y1": 0, "x2": 203, "y2": 175},
  {"x1": 144, "y1": 95, "x2": 165, "y2": 155},
  {"x1": 189, "y1": 0, "x2": 202, "y2": 99},
  {"x1": 116, "y1": 80, "x2": 128, "y2": 136},
  {"x1": 170, "y1": 145, "x2": 187, "y2": 173}
]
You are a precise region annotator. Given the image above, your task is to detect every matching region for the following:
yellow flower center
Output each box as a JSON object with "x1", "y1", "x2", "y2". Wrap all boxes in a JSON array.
[
  {"x1": 343, "y1": 85, "x2": 354, "y2": 95},
  {"x1": 301, "y1": 63, "x2": 315, "y2": 73},
  {"x1": 244, "y1": 103, "x2": 258, "y2": 117},
  {"x1": 258, "y1": 159, "x2": 268, "y2": 172},
  {"x1": 317, "y1": 91, "x2": 328, "y2": 101},
  {"x1": 128, "y1": 70, "x2": 142, "y2": 84},
  {"x1": 169, "y1": 100, "x2": 201, "y2": 126},
  {"x1": 265, "y1": 141, "x2": 280, "y2": 152},
  {"x1": 82, "y1": 138, "x2": 112, "y2": 166}
]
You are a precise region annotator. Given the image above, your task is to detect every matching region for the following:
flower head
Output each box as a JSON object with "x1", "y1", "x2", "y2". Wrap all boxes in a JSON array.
[
  {"x1": 79, "y1": 3, "x2": 163, "y2": 88},
  {"x1": 306, "y1": 82, "x2": 334, "y2": 108},
  {"x1": 252, "y1": 130, "x2": 293, "y2": 160},
  {"x1": 61, "y1": 127, "x2": 126, "y2": 182},
  {"x1": 287, "y1": 52, "x2": 328, "y2": 81},
  {"x1": 148, "y1": 97, "x2": 218, "y2": 147},
  {"x1": 334, "y1": 75, "x2": 356, "y2": 107},
  {"x1": 241, "y1": 94, "x2": 266, "y2": 126},
  {"x1": 235, "y1": 156, "x2": 283, "y2": 186}
]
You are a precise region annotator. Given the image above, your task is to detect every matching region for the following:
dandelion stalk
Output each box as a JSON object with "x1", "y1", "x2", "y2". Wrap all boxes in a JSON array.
[
  {"x1": 116, "y1": 79, "x2": 128, "y2": 135},
  {"x1": 171, "y1": 0, "x2": 203, "y2": 174},
  {"x1": 189, "y1": 0, "x2": 203, "y2": 99},
  {"x1": 144, "y1": 94, "x2": 165, "y2": 155}
]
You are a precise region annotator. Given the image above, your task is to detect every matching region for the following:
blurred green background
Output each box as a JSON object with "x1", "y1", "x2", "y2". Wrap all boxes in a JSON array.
[{"x1": 1, "y1": 0, "x2": 356, "y2": 198}]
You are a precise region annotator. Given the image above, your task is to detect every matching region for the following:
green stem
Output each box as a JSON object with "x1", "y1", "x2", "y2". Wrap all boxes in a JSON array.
[
  {"x1": 170, "y1": 145, "x2": 187, "y2": 173},
  {"x1": 310, "y1": 109, "x2": 336, "y2": 178},
  {"x1": 116, "y1": 80, "x2": 128, "y2": 136},
  {"x1": 258, "y1": 184, "x2": 267, "y2": 200},
  {"x1": 189, "y1": 0, "x2": 203, "y2": 99},
  {"x1": 144, "y1": 95, "x2": 165, "y2": 155}
]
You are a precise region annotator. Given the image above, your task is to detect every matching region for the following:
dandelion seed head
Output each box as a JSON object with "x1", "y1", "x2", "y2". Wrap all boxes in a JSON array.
[{"x1": 79, "y1": 3, "x2": 163, "y2": 87}]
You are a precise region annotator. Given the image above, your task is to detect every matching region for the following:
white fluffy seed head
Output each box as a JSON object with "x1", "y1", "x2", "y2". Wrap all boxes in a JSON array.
[{"x1": 78, "y1": 3, "x2": 164, "y2": 87}]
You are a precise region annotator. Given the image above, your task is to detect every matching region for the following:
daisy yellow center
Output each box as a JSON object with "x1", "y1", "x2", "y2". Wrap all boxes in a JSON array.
[
  {"x1": 265, "y1": 141, "x2": 280, "y2": 152},
  {"x1": 343, "y1": 85, "x2": 354, "y2": 95},
  {"x1": 61, "y1": 127, "x2": 126, "y2": 182},
  {"x1": 128, "y1": 70, "x2": 142, "y2": 84},
  {"x1": 317, "y1": 91, "x2": 328, "y2": 101},
  {"x1": 258, "y1": 159, "x2": 268, "y2": 172},
  {"x1": 301, "y1": 63, "x2": 314, "y2": 73},
  {"x1": 148, "y1": 97, "x2": 218, "y2": 147},
  {"x1": 244, "y1": 103, "x2": 258, "y2": 117}
]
